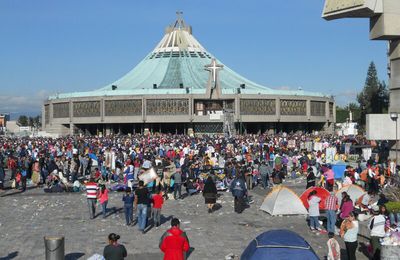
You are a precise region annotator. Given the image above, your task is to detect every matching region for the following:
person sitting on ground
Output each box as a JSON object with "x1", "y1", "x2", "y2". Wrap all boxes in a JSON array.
[
  {"x1": 159, "y1": 218, "x2": 190, "y2": 260},
  {"x1": 103, "y1": 233, "x2": 127, "y2": 260},
  {"x1": 185, "y1": 179, "x2": 198, "y2": 195}
]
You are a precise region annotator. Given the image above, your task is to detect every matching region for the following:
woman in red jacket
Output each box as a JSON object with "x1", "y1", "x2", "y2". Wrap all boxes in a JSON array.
[
  {"x1": 98, "y1": 184, "x2": 109, "y2": 218},
  {"x1": 160, "y1": 218, "x2": 190, "y2": 260}
]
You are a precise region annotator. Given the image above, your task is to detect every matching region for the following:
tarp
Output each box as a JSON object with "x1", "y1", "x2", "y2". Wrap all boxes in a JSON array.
[
  {"x1": 88, "y1": 153, "x2": 98, "y2": 161},
  {"x1": 300, "y1": 187, "x2": 330, "y2": 210},
  {"x1": 241, "y1": 229, "x2": 319, "y2": 260},
  {"x1": 260, "y1": 186, "x2": 308, "y2": 215},
  {"x1": 336, "y1": 185, "x2": 365, "y2": 205},
  {"x1": 138, "y1": 168, "x2": 157, "y2": 185},
  {"x1": 332, "y1": 161, "x2": 347, "y2": 179}
]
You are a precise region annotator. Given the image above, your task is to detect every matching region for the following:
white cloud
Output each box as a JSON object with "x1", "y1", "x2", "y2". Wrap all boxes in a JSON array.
[
  {"x1": 275, "y1": 86, "x2": 292, "y2": 90},
  {"x1": 0, "y1": 90, "x2": 49, "y2": 113},
  {"x1": 334, "y1": 89, "x2": 358, "y2": 106}
]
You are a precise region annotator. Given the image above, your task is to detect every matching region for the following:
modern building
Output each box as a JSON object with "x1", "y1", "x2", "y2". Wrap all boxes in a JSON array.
[{"x1": 43, "y1": 14, "x2": 335, "y2": 136}]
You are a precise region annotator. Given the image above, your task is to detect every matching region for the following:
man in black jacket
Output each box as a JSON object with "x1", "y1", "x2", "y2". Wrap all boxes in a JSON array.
[{"x1": 230, "y1": 173, "x2": 247, "y2": 213}]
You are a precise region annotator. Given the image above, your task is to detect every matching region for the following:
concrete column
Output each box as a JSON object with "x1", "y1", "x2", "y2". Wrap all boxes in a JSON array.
[
  {"x1": 306, "y1": 99, "x2": 311, "y2": 120},
  {"x1": 142, "y1": 98, "x2": 146, "y2": 122},
  {"x1": 49, "y1": 103, "x2": 53, "y2": 126},
  {"x1": 276, "y1": 98, "x2": 281, "y2": 120},
  {"x1": 69, "y1": 123, "x2": 74, "y2": 135},
  {"x1": 69, "y1": 100, "x2": 73, "y2": 123},
  {"x1": 101, "y1": 98, "x2": 105, "y2": 122},
  {"x1": 189, "y1": 97, "x2": 193, "y2": 119},
  {"x1": 235, "y1": 97, "x2": 240, "y2": 121},
  {"x1": 325, "y1": 101, "x2": 330, "y2": 119},
  {"x1": 41, "y1": 105, "x2": 46, "y2": 130},
  {"x1": 332, "y1": 101, "x2": 336, "y2": 122},
  {"x1": 389, "y1": 40, "x2": 400, "y2": 113}
]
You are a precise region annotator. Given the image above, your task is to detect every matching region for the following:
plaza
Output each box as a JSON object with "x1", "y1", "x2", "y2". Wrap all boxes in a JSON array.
[{"x1": 0, "y1": 177, "x2": 368, "y2": 260}]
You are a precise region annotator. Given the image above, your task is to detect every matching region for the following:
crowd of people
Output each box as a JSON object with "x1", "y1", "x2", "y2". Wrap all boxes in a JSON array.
[{"x1": 0, "y1": 133, "x2": 398, "y2": 259}]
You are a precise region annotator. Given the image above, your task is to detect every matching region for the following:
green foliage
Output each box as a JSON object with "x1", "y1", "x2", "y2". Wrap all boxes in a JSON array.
[
  {"x1": 17, "y1": 115, "x2": 41, "y2": 127},
  {"x1": 385, "y1": 201, "x2": 400, "y2": 213},
  {"x1": 335, "y1": 102, "x2": 361, "y2": 123},
  {"x1": 357, "y1": 62, "x2": 389, "y2": 126},
  {"x1": 17, "y1": 115, "x2": 28, "y2": 126}
]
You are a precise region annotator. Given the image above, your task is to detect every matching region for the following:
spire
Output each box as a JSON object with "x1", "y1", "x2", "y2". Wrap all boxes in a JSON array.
[
  {"x1": 174, "y1": 11, "x2": 185, "y2": 30},
  {"x1": 165, "y1": 11, "x2": 191, "y2": 34}
]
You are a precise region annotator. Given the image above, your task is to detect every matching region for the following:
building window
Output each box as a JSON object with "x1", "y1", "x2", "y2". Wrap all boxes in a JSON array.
[{"x1": 280, "y1": 100, "x2": 306, "y2": 116}]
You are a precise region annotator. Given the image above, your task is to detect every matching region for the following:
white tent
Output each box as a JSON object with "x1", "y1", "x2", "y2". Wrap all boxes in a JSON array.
[
  {"x1": 336, "y1": 185, "x2": 366, "y2": 205},
  {"x1": 260, "y1": 186, "x2": 308, "y2": 216}
]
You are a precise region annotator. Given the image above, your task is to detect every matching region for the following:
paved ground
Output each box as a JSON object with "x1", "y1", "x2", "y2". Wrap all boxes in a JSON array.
[{"x1": 0, "y1": 177, "x2": 369, "y2": 260}]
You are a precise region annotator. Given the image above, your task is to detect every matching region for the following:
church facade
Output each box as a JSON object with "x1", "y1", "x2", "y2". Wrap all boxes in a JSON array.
[{"x1": 43, "y1": 14, "x2": 335, "y2": 136}]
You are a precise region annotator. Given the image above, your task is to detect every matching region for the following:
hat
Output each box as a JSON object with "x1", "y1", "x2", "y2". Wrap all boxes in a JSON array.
[{"x1": 372, "y1": 205, "x2": 380, "y2": 212}]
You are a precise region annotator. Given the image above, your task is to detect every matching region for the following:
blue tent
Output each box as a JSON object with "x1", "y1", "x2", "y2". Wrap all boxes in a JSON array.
[
  {"x1": 332, "y1": 161, "x2": 347, "y2": 179},
  {"x1": 241, "y1": 229, "x2": 319, "y2": 260}
]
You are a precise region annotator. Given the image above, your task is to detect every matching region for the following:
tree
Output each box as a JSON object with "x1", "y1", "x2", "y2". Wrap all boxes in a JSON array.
[
  {"x1": 357, "y1": 62, "x2": 389, "y2": 125},
  {"x1": 17, "y1": 115, "x2": 28, "y2": 126},
  {"x1": 28, "y1": 117, "x2": 34, "y2": 127},
  {"x1": 336, "y1": 102, "x2": 361, "y2": 123},
  {"x1": 33, "y1": 116, "x2": 41, "y2": 128}
]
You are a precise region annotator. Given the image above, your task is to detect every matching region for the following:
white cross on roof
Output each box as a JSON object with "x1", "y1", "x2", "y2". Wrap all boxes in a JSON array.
[{"x1": 205, "y1": 58, "x2": 223, "y2": 87}]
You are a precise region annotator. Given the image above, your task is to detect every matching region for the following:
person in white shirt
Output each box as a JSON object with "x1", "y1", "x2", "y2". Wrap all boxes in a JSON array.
[
  {"x1": 341, "y1": 212, "x2": 358, "y2": 260},
  {"x1": 308, "y1": 190, "x2": 323, "y2": 231},
  {"x1": 369, "y1": 205, "x2": 387, "y2": 259}
]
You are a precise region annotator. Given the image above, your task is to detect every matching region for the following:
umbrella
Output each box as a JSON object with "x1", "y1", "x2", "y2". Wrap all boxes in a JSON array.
[{"x1": 300, "y1": 187, "x2": 330, "y2": 210}]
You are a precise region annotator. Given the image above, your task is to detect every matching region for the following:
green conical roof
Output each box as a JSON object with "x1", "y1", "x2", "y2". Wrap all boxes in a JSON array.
[{"x1": 51, "y1": 15, "x2": 327, "y2": 99}]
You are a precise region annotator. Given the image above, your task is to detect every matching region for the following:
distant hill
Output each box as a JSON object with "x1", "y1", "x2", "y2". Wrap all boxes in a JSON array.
[{"x1": 8, "y1": 111, "x2": 41, "y2": 120}]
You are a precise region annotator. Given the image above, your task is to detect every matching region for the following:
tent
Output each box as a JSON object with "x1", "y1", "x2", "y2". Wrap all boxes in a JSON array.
[
  {"x1": 260, "y1": 186, "x2": 308, "y2": 215},
  {"x1": 332, "y1": 161, "x2": 347, "y2": 179},
  {"x1": 300, "y1": 187, "x2": 330, "y2": 210},
  {"x1": 336, "y1": 185, "x2": 365, "y2": 205},
  {"x1": 241, "y1": 229, "x2": 319, "y2": 260}
]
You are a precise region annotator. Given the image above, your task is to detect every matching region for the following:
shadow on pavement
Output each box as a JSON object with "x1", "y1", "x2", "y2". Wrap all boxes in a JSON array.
[
  {"x1": 0, "y1": 251, "x2": 18, "y2": 260},
  {"x1": 65, "y1": 252, "x2": 85, "y2": 260}
]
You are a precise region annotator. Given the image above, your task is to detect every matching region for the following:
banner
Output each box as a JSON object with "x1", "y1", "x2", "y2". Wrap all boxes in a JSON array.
[{"x1": 138, "y1": 168, "x2": 157, "y2": 185}]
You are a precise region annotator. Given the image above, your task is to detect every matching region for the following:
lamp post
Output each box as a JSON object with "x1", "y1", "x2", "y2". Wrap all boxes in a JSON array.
[{"x1": 390, "y1": 112, "x2": 399, "y2": 168}]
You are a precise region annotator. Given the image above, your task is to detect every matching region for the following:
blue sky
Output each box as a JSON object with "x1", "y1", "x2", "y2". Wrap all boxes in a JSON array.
[{"x1": 0, "y1": 0, "x2": 388, "y2": 116}]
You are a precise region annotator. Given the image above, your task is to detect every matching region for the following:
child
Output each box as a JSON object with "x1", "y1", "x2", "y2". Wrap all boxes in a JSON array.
[
  {"x1": 152, "y1": 188, "x2": 164, "y2": 228},
  {"x1": 327, "y1": 232, "x2": 341, "y2": 260},
  {"x1": 98, "y1": 184, "x2": 109, "y2": 218},
  {"x1": 122, "y1": 187, "x2": 135, "y2": 225}
]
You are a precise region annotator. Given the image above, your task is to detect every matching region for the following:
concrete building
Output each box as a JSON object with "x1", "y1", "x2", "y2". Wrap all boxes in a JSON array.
[
  {"x1": 43, "y1": 14, "x2": 335, "y2": 136},
  {"x1": 321, "y1": 0, "x2": 400, "y2": 161}
]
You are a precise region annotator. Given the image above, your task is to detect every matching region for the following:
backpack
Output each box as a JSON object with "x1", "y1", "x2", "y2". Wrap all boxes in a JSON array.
[{"x1": 232, "y1": 180, "x2": 244, "y2": 197}]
